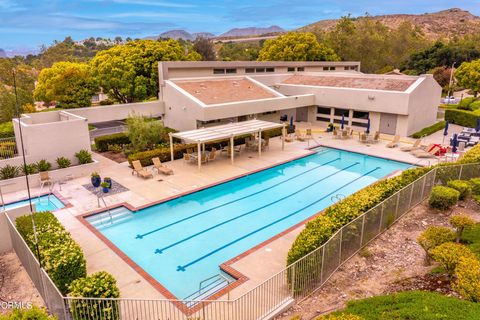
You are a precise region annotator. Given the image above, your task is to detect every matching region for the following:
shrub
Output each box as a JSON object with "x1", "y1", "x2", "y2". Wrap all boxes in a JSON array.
[
  {"x1": 0, "y1": 306, "x2": 56, "y2": 319},
  {"x1": 0, "y1": 165, "x2": 19, "y2": 180},
  {"x1": 445, "y1": 109, "x2": 480, "y2": 128},
  {"x1": 16, "y1": 211, "x2": 87, "y2": 294},
  {"x1": 316, "y1": 314, "x2": 363, "y2": 320},
  {"x1": 429, "y1": 186, "x2": 460, "y2": 210},
  {"x1": 417, "y1": 226, "x2": 455, "y2": 264},
  {"x1": 0, "y1": 121, "x2": 14, "y2": 138},
  {"x1": 128, "y1": 144, "x2": 194, "y2": 167},
  {"x1": 22, "y1": 163, "x2": 38, "y2": 175},
  {"x1": 36, "y1": 159, "x2": 52, "y2": 172},
  {"x1": 107, "y1": 144, "x2": 123, "y2": 153},
  {"x1": 68, "y1": 271, "x2": 120, "y2": 320},
  {"x1": 454, "y1": 256, "x2": 480, "y2": 302},
  {"x1": 450, "y1": 214, "x2": 475, "y2": 243},
  {"x1": 75, "y1": 149, "x2": 93, "y2": 164},
  {"x1": 99, "y1": 99, "x2": 115, "y2": 106},
  {"x1": 470, "y1": 178, "x2": 480, "y2": 195},
  {"x1": 126, "y1": 115, "x2": 171, "y2": 152},
  {"x1": 475, "y1": 195, "x2": 480, "y2": 205},
  {"x1": 457, "y1": 97, "x2": 476, "y2": 110},
  {"x1": 447, "y1": 180, "x2": 472, "y2": 200},
  {"x1": 56, "y1": 156, "x2": 71, "y2": 169},
  {"x1": 411, "y1": 121, "x2": 446, "y2": 138},
  {"x1": 430, "y1": 242, "x2": 475, "y2": 275},
  {"x1": 471, "y1": 100, "x2": 480, "y2": 110},
  {"x1": 94, "y1": 133, "x2": 130, "y2": 152}
]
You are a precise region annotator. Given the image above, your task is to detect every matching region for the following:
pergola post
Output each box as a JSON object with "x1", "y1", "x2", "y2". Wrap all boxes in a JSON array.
[
  {"x1": 197, "y1": 142, "x2": 201, "y2": 169},
  {"x1": 258, "y1": 129, "x2": 262, "y2": 157},
  {"x1": 169, "y1": 133, "x2": 174, "y2": 162},
  {"x1": 282, "y1": 124, "x2": 286, "y2": 151},
  {"x1": 230, "y1": 136, "x2": 234, "y2": 164}
]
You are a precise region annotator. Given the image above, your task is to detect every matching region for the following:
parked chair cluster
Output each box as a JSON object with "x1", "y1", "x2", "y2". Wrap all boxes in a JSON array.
[{"x1": 131, "y1": 157, "x2": 174, "y2": 179}]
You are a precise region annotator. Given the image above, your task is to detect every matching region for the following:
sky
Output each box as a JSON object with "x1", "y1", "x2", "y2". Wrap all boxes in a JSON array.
[{"x1": 1, "y1": 0, "x2": 480, "y2": 52}]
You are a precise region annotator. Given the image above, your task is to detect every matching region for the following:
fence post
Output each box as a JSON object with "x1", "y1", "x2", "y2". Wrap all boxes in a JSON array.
[
  {"x1": 408, "y1": 183, "x2": 414, "y2": 209},
  {"x1": 320, "y1": 245, "x2": 326, "y2": 284},
  {"x1": 458, "y1": 164, "x2": 463, "y2": 180},
  {"x1": 290, "y1": 264, "x2": 296, "y2": 297},
  {"x1": 394, "y1": 192, "x2": 400, "y2": 218},
  {"x1": 338, "y1": 229, "x2": 343, "y2": 264},
  {"x1": 420, "y1": 175, "x2": 427, "y2": 201},
  {"x1": 378, "y1": 204, "x2": 384, "y2": 233},
  {"x1": 359, "y1": 214, "x2": 366, "y2": 246}
]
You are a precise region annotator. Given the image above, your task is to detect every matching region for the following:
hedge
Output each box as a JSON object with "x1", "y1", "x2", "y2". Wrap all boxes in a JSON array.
[
  {"x1": 94, "y1": 133, "x2": 130, "y2": 152},
  {"x1": 447, "y1": 180, "x2": 472, "y2": 200},
  {"x1": 445, "y1": 109, "x2": 480, "y2": 128},
  {"x1": 16, "y1": 212, "x2": 87, "y2": 294},
  {"x1": 411, "y1": 121, "x2": 446, "y2": 138},
  {"x1": 0, "y1": 306, "x2": 56, "y2": 320},
  {"x1": 0, "y1": 121, "x2": 14, "y2": 138},
  {"x1": 471, "y1": 178, "x2": 480, "y2": 195}
]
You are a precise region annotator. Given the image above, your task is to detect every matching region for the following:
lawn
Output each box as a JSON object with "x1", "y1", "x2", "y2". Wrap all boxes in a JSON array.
[
  {"x1": 327, "y1": 291, "x2": 480, "y2": 320},
  {"x1": 461, "y1": 222, "x2": 480, "y2": 258}
]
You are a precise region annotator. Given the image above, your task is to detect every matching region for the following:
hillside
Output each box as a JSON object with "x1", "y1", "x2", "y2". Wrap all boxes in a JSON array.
[
  {"x1": 299, "y1": 8, "x2": 480, "y2": 40},
  {"x1": 219, "y1": 26, "x2": 284, "y2": 38}
]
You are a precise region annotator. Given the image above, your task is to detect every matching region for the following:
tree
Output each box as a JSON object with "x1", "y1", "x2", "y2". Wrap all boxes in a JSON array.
[
  {"x1": 193, "y1": 37, "x2": 216, "y2": 61},
  {"x1": 455, "y1": 60, "x2": 480, "y2": 97},
  {"x1": 114, "y1": 36, "x2": 123, "y2": 44},
  {"x1": 432, "y1": 66, "x2": 453, "y2": 88},
  {"x1": 258, "y1": 32, "x2": 339, "y2": 62},
  {"x1": 90, "y1": 40, "x2": 201, "y2": 103},
  {"x1": 218, "y1": 42, "x2": 261, "y2": 61},
  {"x1": 34, "y1": 61, "x2": 98, "y2": 108},
  {"x1": 450, "y1": 214, "x2": 475, "y2": 243},
  {"x1": 430, "y1": 242, "x2": 475, "y2": 275},
  {"x1": 126, "y1": 114, "x2": 166, "y2": 152},
  {"x1": 417, "y1": 226, "x2": 455, "y2": 265}
]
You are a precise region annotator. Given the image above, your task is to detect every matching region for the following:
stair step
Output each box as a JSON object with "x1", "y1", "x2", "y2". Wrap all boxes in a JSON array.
[{"x1": 86, "y1": 207, "x2": 134, "y2": 228}]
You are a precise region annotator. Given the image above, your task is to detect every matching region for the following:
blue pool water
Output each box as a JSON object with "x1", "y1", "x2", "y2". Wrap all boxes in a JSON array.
[
  {"x1": 86, "y1": 147, "x2": 411, "y2": 299},
  {"x1": 4, "y1": 194, "x2": 65, "y2": 212}
]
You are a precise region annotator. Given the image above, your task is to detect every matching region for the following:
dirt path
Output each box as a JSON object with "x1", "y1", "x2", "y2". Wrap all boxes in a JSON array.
[
  {"x1": 0, "y1": 251, "x2": 44, "y2": 314},
  {"x1": 276, "y1": 199, "x2": 480, "y2": 320}
]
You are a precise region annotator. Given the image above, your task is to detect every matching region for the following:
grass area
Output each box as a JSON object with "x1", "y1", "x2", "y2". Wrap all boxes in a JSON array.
[
  {"x1": 461, "y1": 223, "x2": 480, "y2": 258},
  {"x1": 328, "y1": 291, "x2": 480, "y2": 320},
  {"x1": 411, "y1": 121, "x2": 446, "y2": 139}
]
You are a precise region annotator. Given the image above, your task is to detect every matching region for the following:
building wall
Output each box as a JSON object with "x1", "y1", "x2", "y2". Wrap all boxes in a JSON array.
[{"x1": 162, "y1": 82, "x2": 205, "y2": 131}]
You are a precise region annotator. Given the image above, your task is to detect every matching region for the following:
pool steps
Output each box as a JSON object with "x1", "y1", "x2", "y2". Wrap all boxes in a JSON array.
[
  {"x1": 183, "y1": 272, "x2": 235, "y2": 305},
  {"x1": 87, "y1": 207, "x2": 134, "y2": 228}
]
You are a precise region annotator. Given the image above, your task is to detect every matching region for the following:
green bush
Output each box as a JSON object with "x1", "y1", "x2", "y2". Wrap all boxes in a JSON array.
[
  {"x1": 450, "y1": 214, "x2": 476, "y2": 243},
  {"x1": 16, "y1": 211, "x2": 87, "y2": 294},
  {"x1": 470, "y1": 178, "x2": 480, "y2": 195},
  {"x1": 128, "y1": 144, "x2": 192, "y2": 166},
  {"x1": 445, "y1": 108, "x2": 480, "y2": 128},
  {"x1": 459, "y1": 144, "x2": 480, "y2": 164},
  {"x1": 471, "y1": 100, "x2": 480, "y2": 111},
  {"x1": 36, "y1": 159, "x2": 52, "y2": 172},
  {"x1": 457, "y1": 97, "x2": 476, "y2": 110},
  {"x1": 68, "y1": 271, "x2": 120, "y2": 320},
  {"x1": 56, "y1": 156, "x2": 71, "y2": 169},
  {"x1": 75, "y1": 149, "x2": 93, "y2": 164},
  {"x1": 0, "y1": 306, "x2": 56, "y2": 319},
  {"x1": 429, "y1": 186, "x2": 460, "y2": 210},
  {"x1": 411, "y1": 121, "x2": 446, "y2": 138},
  {"x1": 99, "y1": 99, "x2": 115, "y2": 106},
  {"x1": 0, "y1": 164, "x2": 19, "y2": 180},
  {"x1": 328, "y1": 291, "x2": 480, "y2": 319},
  {"x1": 454, "y1": 256, "x2": 480, "y2": 302},
  {"x1": 22, "y1": 163, "x2": 38, "y2": 175},
  {"x1": 417, "y1": 226, "x2": 456, "y2": 264},
  {"x1": 430, "y1": 242, "x2": 475, "y2": 275},
  {"x1": 0, "y1": 121, "x2": 14, "y2": 138},
  {"x1": 94, "y1": 133, "x2": 130, "y2": 152},
  {"x1": 126, "y1": 115, "x2": 174, "y2": 152},
  {"x1": 447, "y1": 180, "x2": 472, "y2": 200}
]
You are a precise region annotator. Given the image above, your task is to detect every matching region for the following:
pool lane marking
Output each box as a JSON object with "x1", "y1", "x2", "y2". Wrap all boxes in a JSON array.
[
  {"x1": 155, "y1": 161, "x2": 360, "y2": 254},
  {"x1": 136, "y1": 154, "x2": 339, "y2": 239},
  {"x1": 176, "y1": 166, "x2": 381, "y2": 271}
]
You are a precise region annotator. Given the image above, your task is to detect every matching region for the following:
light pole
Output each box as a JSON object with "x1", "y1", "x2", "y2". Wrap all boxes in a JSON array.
[
  {"x1": 12, "y1": 69, "x2": 42, "y2": 267},
  {"x1": 447, "y1": 62, "x2": 456, "y2": 103}
]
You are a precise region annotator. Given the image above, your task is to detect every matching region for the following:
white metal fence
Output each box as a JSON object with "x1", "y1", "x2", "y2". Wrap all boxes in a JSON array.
[
  {"x1": 7, "y1": 163, "x2": 480, "y2": 320},
  {"x1": 0, "y1": 137, "x2": 17, "y2": 160}
]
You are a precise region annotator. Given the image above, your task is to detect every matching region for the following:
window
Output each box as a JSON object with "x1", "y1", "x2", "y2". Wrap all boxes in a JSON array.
[
  {"x1": 353, "y1": 110, "x2": 369, "y2": 119},
  {"x1": 213, "y1": 68, "x2": 225, "y2": 74},
  {"x1": 297, "y1": 67, "x2": 305, "y2": 72},
  {"x1": 334, "y1": 108, "x2": 349, "y2": 116},
  {"x1": 323, "y1": 67, "x2": 329, "y2": 71},
  {"x1": 262, "y1": 111, "x2": 278, "y2": 115},
  {"x1": 316, "y1": 116, "x2": 330, "y2": 122},
  {"x1": 350, "y1": 66, "x2": 357, "y2": 70},
  {"x1": 329, "y1": 66, "x2": 336, "y2": 71},
  {"x1": 266, "y1": 67, "x2": 275, "y2": 72},
  {"x1": 226, "y1": 68, "x2": 237, "y2": 74},
  {"x1": 352, "y1": 121, "x2": 368, "y2": 128},
  {"x1": 323, "y1": 66, "x2": 336, "y2": 71},
  {"x1": 255, "y1": 68, "x2": 265, "y2": 73},
  {"x1": 245, "y1": 68, "x2": 255, "y2": 73},
  {"x1": 317, "y1": 106, "x2": 331, "y2": 115},
  {"x1": 287, "y1": 67, "x2": 295, "y2": 72}
]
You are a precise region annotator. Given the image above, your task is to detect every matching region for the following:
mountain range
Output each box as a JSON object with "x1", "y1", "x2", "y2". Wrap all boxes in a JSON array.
[{"x1": 147, "y1": 26, "x2": 284, "y2": 41}]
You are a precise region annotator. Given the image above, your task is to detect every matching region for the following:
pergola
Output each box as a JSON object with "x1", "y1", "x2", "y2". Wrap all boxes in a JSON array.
[{"x1": 169, "y1": 120, "x2": 286, "y2": 168}]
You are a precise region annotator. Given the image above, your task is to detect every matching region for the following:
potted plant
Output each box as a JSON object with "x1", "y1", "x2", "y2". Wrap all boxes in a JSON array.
[
  {"x1": 104, "y1": 177, "x2": 112, "y2": 189},
  {"x1": 101, "y1": 182, "x2": 110, "y2": 193},
  {"x1": 326, "y1": 123, "x2": 335, "y2": 132},
  {"x1": 91, "y1": 172, "x2": 101, "y2": 187}
]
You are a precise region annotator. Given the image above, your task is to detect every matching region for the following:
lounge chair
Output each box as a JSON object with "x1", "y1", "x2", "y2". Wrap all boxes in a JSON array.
[
  {"x1": 306, "y1": 128, "x2": 313, "y2": 139},
  {"x1": 131, "y1": 160, "x2": 153, "y2": 179},
  {"x1": 39, "y1": 171, "x2": 52, "y2": 188},
  {"x1": 412, "y1": 146, "x2": 441, "y2": 159},
  {"x1": 152, "y1": 157, "x2": 173, "y2": 175},
  {"x1": 295, "y1": 130, "x2": 307, "y2": 141},
  {"x1": 386, "y1": 135, "x2": 400, "y2": 148},
  {"x1": 400, "y1": 139, "x2": 421, "y2": 152},
  {"x1": 411, "y1": 144, "x2": 434, "y2": 156},
  {"x1": 284, "y1": 133, "x2": 294, "y2": 142}
]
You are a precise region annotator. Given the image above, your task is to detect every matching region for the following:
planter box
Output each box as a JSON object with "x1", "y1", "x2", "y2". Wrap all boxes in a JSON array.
[{"x1": 0, "y1": 160, "x2": 99, "y2": 193}]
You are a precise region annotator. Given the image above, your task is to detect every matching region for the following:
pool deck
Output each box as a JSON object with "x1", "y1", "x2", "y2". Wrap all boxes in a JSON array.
[{"x1": 2, "y1": 124, "x2": 464, "y2": 303}]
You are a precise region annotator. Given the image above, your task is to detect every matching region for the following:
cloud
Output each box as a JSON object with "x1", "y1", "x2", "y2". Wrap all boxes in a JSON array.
[
  {"x1": 106, "y1": 0, "x2": 196, "y2": 8},
  {"x1": 0, "y1": 0, "x2": 24, "y2": 11}
]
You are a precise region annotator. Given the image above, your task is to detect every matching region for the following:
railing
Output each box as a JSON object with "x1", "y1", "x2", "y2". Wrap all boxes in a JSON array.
[
  {"x1": 0, "y1": 137, "x2": 17, "y2": 160},
  {"x1": 7, "y1": 163, "x2": 480, "y2": 320}
]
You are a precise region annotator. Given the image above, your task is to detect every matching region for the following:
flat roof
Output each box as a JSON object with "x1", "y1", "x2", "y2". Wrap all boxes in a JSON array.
[
  {"x1": 171, "y1": 119, "x2": 284, "y2": 143},
  {"x1": 173, "y1": 78, "x2": 279, "y2": 105},
  {"x1": 281, "y1": 74, "x2": 417, "y2": 92}
]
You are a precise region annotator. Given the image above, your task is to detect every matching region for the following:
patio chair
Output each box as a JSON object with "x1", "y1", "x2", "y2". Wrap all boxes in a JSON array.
[
  {"x1": 341, "y1": 130, "x2": 348, "y2": 139},
  {"x1": 359, "y1": 133, "x2": 368, "y2": 143},
  {"x1": 412, "y1": 146, "x2": 441, "y2": 159},
  {"x1": 39, "y1": 171, "x2": 52, "y2": 189},
  {"x1": 207, "y1": 148, "x2": 217, "y2": 162},
  {"x1": 152, "y1": 157, "x2": 173, "y2": 175},
  {"x1": 183, "y1": 153, "x2": 192, "y2": 164},
  {"x1": 332, "y1": 129, "x2": 339, "y2": 139},
  {"x1": 186, "y1": 148, "x2": 194, "y2": 155},
  {"x1": 306, "y1": 128, "x2": 313, "y2": 139},
  {"x1": 372, "y1": 131, "x2": 380, "y2": 143},
  {"x1": 400, "y1": 139, "x2": 422, "y2": 152},
  {"x1": 284, "y1": 133, "x2": 294, "y2": 142},
  {"x1": 386, "y1": 135, "x2": 400, "y2": 148},
  {"x1": 261, "y1": 138, "x2": 270, "y2": 150},
  {"x1": 131, "y1": 160, "x2": 153, "y2": 179},
  {"x1": 295, "y1": 130, "x2": 307, "y2": 141}
]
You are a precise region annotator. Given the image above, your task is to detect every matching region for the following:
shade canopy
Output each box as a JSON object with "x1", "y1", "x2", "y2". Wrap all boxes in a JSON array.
[{"x1": 170, "y1": 119, "x2": 284, "y2": 144}]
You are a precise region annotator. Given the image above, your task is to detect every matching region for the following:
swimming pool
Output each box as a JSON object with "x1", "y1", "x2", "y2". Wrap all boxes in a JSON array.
[
  {"x1": 86, "y1": 147, "x2": 411, "y2": 300},
  {"x1": 4, "y1": 194, "x2": 65, "y2": 212}
]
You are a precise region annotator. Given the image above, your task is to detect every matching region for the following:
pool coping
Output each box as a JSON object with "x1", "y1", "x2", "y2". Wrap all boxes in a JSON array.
[{"x1": 76, "y1": 146, "x2": 413, "y2": 315}]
